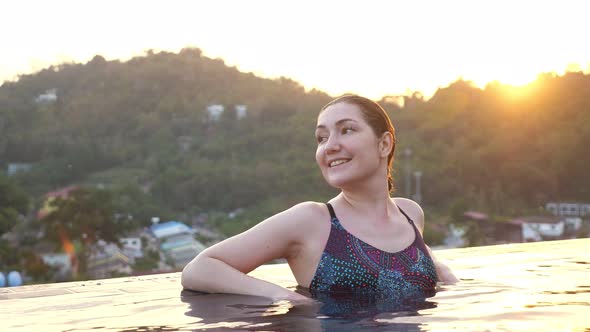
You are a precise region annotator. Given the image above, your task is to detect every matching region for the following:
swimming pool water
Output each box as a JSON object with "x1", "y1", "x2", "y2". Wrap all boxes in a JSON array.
[{"x1": 1, "y1": 238, "x2": 588, "y2": 331}]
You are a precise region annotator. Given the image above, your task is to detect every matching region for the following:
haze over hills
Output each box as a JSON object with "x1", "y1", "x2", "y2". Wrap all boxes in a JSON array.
[{"x1": 1, "y1": 47, "x2": 590, "y2": 235}]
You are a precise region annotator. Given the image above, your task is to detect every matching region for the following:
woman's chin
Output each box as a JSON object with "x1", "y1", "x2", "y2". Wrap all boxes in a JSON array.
[{"x1": 325, "y1": 176, "x2": 354, "y2": 190}]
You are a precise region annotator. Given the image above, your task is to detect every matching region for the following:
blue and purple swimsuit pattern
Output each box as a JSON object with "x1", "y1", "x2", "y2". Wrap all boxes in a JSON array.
[{"x1": 309, "y1": 203, "x2": 438, "y2": 300}]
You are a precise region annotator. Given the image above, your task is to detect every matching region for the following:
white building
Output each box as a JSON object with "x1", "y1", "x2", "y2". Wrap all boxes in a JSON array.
[
  {"x1": 40, "y1": 253, "x2": 72, "y2": 280},
  {"x1": 206, "y1": 104, "x2": 224, "y2": 122},
  {"x1": 35, "y1": 89, "x2": 57, "y2": 104},
  {"x1": 546, "y1": 202, "x2": 590, "y2": 217},
  {"x1": 565, "y1": 217, "x2": 583, "y2": 233},
  {"x1": 120, "y1": 237, "x2": 143, "y2": 259},
  {"x1": 443, "y1": 224, "x2": 466, "y2": 248},
  {"x1": 514, "y1": 216, "x2": 565, "y2": 242},
  {"x1": 235, "y1": 105, "x2": 247, "y2": 119},
  {"x1": 7, "y1": 163, "x2": 32, "y2": 176}
]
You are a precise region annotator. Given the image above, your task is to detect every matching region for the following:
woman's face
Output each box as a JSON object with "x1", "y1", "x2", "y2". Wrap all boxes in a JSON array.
[{"x1": 315, "y1": 102, "x2": 386, "y2": 189}]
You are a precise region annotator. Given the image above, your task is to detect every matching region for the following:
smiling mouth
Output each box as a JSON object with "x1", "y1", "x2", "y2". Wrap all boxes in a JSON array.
[{"x1": 329, "y1": 159, "x2": 351, "y2": 167}]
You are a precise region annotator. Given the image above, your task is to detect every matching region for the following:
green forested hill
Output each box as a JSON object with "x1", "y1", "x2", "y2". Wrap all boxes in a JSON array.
[
  {"x1": 382, "y1": 74, "x2": 590, "y2": 215},
  {"x1": 0, "y1": 48, "x2": 335, "y2": 231},
  {"x1": 1, "y1": 48, "x2": 589, "y2": 235}
]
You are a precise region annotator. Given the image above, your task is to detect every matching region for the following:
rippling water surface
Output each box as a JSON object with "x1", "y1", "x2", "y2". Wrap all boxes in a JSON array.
[{"x1": 1, "y1": 239, "x2": 588, "y2": 331}]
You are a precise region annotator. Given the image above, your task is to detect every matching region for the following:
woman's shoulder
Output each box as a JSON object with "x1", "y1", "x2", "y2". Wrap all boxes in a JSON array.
[
  {"x1": 392, "y1": 197, "x2": 425, "y2": 232},
  {"x1": 252, "y1": 201, "x2": 330, "y2": 238},
  {"x1": 284, "y1": 201, "x2": 330, "y2": 225},
  {"x1": 271, "y1": 201, "x2": 331, "y2": 246}
]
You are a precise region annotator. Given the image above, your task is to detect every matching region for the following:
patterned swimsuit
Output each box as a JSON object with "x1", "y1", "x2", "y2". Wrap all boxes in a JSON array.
[{"x1": 309, "y1": 203, "x2": 438, "y2": 299}]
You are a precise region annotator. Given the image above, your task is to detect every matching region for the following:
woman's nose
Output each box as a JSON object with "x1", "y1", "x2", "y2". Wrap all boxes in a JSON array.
[{"x1": 324, "y1": 135, "x2": 341, "y2": 153}]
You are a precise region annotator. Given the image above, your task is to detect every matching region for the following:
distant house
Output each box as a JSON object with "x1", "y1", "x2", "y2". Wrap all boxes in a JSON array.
[
  {"x1": 545, "y1": 202, "x2": 590, "y2": 217},
  {"x1": 150, "y1": 221, "x2": 192, "y2": 238},
  {"x1": 7, "y1": 163, "x2": 32, "y2": 176},
  {"x1": 463, "y1": 211, "x2": 488, "y2": 222},
  {"x1": 206, "y1": 104, "x2": 224, "y2": 122},
  {"x1": 442, "y1": 223, "x2": 466, "y2": 248},
  {"x1": 499, "y1": 220, "x2": 524, "y2": 243},
  {"x1": 564, "y1": 217, "x2": 583, "y2": 236},
  {"x1": 177, "y1": 136, "x2": 193, "y2": 152},
  {"x1": 87, "y1": 240, "x2": 132, "y2": 279},
  {"x1": 149, "y1": 221, "x2": 205, "y2": 268},
  {"x1": 34, "y1": 88, "x2": 57, "y2": 104},
  {"x1": 120, "y1": 237, "x2": 143, "y2": 259},
  {"x1": 511, "y1": 216, "x2": 565, "y2": 242},
  {"x1": 235, "y1": 105, "x2": 247, "y2": 119},
  {"x1": 40, "y1": 253, "x2": 72, "y2": 280}
]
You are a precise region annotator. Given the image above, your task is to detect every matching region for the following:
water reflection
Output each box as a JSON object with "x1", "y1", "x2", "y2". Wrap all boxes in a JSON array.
[
  {"x1": 118, "y1": 327, "x2": 181, "y2": 332},
  {"x1": 1, "y1": 239, "x2": 588, "y2": 331},
  {"x1": 180, "y1": 288, "x2": 437, "y2": 331},
  {"x1": 180, "y1": 290, "x2": 319, "y2": 330}
]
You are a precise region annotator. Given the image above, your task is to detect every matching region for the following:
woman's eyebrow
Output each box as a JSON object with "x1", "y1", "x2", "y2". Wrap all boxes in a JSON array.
[{"x1": 316, "y1": 118, "x2": 357, "y2": 129}]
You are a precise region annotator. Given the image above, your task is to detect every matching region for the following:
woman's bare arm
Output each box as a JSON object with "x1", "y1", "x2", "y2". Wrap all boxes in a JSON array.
[
  {"x1": 394, "y1": 197, "x2": 459, "y2": 284},
  {"x1": 181, "y1": 202, "x2": 322, "y2": 300},
  {"x1": 425, "y1": 245, "x2": 459, "y2": 283}
]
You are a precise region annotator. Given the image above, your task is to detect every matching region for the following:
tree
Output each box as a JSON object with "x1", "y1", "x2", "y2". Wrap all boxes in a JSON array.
[
  {"x1": 39, "y1": 187, "x2": 132, "y2": 277},
  {"x1": 22, "y1": 250, "x2": 54, "y2": 282},
  {"x1": 0, "y1": 175, "x2": 34, "y2": 276},
  {"x1": 0, "y1": 174, "x2": 28, "y2": 236}
]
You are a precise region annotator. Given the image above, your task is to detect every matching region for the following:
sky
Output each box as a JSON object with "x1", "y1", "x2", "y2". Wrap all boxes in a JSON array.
[{"x1": 2, "y1": 0, "x2": 590, "y2": 99}]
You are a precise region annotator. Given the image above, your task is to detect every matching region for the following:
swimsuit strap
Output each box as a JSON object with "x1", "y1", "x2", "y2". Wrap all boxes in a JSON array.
[
  {"x1": 396, "y1": 205, "x2": 415, "y2": 226},
  {"x1": 326, "y1": 202, "x2": 337, "y2": 220},
  {"x1": 327, "y1": 202, "x2": 414, "y2": 226}
]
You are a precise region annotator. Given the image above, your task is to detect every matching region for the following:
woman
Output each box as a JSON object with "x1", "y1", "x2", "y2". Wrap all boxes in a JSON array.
[{"x1": 181, "y1": 95, "x2": 457, "y2": 302}]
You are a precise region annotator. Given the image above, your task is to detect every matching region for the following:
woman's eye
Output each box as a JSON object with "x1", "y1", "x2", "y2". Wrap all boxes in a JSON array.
[
  {"x1": 342, "y1": 127, "x2": 354, "y2": 134},
  {"x1": 316, "y1": 136, "x2": 328, "y2": 143}
]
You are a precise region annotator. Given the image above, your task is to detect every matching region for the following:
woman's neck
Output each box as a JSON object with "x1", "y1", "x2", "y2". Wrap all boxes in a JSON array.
[{"x1": 336, "y1": 182, "x2": 398, "y2": 223}]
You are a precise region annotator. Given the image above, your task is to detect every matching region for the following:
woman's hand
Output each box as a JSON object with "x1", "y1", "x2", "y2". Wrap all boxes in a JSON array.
[
  {"x1": 280, "y1": 290, "x2": 316, "y2": 305},
  {"x1": 424, "y1": 244, "x2": 459, "y2": 284},
  {"x1": 434, "y1": 260, "x2": 459, "y2": 284},
  {"x1": 181, "y1": 202, "x2": 323, "y2": 298}
]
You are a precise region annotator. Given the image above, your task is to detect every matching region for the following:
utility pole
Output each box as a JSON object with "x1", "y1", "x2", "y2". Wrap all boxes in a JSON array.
[
  {"x1": 413, "y1": 171, "x2": 423, "y2": 204},
  {"x1": 403, "y1": 148, "x2": 412, "y2": 198}
]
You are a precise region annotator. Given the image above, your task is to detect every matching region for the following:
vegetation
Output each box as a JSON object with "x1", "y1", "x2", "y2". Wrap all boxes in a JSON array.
[
  {"x1": 1, "y1": 48, "x2": 589, "y2": 259},
  {"x1": 133, "y1": 249, "x2": 160, "y2": 272},
  {"x1": 0, "y1": 174, "x2": 40, "y2": 277},
  {"x1": 38, "y1": 187, "x2": 134, "y2": 276},
  {"x1": 0, "y1": 174, "x2": 28, "y2": 236}
]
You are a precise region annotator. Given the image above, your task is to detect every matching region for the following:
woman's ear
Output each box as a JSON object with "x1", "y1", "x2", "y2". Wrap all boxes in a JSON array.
[{"x1": 379, "y1": 132, "x2": 394, "y2": 158}]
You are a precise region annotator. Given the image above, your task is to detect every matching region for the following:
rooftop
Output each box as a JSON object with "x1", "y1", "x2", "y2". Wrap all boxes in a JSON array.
[{"x1": 150, "y1": 221, "x2": 192, "y2": 238}]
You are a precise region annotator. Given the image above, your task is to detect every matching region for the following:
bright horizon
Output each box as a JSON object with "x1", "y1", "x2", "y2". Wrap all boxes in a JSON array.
[{"x1": 2, "y1": 0, "x2": 590, "y2": 100}]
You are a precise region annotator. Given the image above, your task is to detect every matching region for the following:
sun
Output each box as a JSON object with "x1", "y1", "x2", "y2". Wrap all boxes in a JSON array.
[
  {"x1": 467, "y1": 66, "x2": 540, "y2": 91},
  {"x1": 494, "y1": 72, "x2": 539, "y2": 87}
]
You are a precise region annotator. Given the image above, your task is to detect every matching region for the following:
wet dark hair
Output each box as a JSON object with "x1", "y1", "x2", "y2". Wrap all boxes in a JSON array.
[{"x1": 321, "y1": 95, "x2": 396, "y2": 192}]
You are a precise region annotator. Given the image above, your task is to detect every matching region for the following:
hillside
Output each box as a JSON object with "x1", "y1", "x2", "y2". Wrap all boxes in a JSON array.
[
  {"x1": 2, "y1": 48, "x2": 590, "y2": 232},
  {"x1": 0, "y1": 49, "x2": 334, "y2": 226}
]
